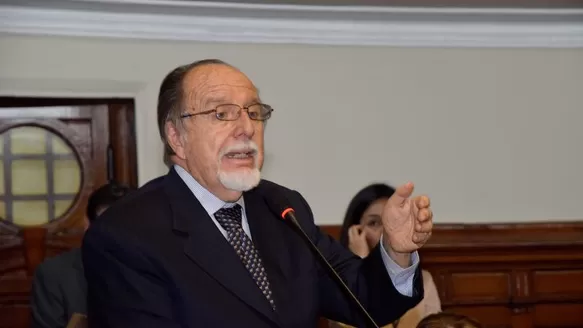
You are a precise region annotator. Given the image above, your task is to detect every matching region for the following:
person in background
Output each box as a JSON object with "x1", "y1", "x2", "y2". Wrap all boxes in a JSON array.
[
  {"x1": 30, "y1": 182, "x2": 133, "y2": 328},
  {"x1": 331, "y1": 183, "x2": 441, "y2": 328},
  {"x1": 416, "y1": 312, "x2": 482, "y2": 328}
]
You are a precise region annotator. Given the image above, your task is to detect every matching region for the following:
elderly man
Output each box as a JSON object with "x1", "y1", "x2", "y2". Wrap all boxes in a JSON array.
[{"x1": 82, "y1": 59, "x2": 433, "y2": 328}]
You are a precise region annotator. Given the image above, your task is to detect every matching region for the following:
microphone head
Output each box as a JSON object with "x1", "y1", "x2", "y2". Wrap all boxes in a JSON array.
[
  {"x1": 262, "y1": 184, "x2": 296, "y2": 220},
  {"x1": 281, "y1": 208, "x2": 295, "y2": 220}
]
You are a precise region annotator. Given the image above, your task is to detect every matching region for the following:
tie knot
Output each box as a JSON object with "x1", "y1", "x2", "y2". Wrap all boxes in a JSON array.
[{"x1": 214, "y1": 204, "x2": 243, "y2": 232}]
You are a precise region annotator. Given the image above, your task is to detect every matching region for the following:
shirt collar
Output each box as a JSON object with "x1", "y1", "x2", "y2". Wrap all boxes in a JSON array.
[{"x1": 173, "y1": 164, "x2": 245, "y2": 215}]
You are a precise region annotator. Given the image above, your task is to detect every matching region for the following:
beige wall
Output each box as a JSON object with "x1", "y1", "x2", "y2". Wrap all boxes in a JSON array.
[{"x1": 1, "y1": 34, "x2": 582, "y2": 224}]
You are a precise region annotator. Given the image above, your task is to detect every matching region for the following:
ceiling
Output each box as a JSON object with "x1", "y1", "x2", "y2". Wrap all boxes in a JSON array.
[
  {"x1": 4, "y1": 0, "x2": 583, "y2": 10},
  {"x1": 0, "y1": 0, "x2": 581, "y2": 47},
  {"x1": 183, "y1": 0, "x2": 583, "y2": 8},
  {"x1": 3, "y1": 0, "x2": 583, "y2": 21}
]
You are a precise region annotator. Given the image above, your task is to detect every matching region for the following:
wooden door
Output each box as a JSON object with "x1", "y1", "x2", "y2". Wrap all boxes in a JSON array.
[{"x1": 0, "y1": 99, "x2": 137, "y2": 328}]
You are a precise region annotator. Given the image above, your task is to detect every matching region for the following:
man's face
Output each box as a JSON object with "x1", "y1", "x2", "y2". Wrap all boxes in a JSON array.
[{"x1": 168, "y1": 64, "x2": 265, "y2": 201}]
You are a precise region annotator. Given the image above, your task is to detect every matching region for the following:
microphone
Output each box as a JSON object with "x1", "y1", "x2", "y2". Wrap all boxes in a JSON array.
[{"x1": 263, "y1": 192, "x2": 380, "y2": 328}]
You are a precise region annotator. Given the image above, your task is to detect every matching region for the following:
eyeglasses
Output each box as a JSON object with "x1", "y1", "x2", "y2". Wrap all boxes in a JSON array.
[{"x1": 180, "y1": 103, "x2": 274, "y2": 122}]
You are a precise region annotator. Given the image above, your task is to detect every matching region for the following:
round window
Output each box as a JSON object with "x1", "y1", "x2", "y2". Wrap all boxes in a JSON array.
[{"x1": 0, "y1": 126, "x2": 82, "y2": 227}]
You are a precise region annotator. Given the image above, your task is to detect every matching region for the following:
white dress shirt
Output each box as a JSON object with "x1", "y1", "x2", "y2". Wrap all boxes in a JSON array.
[{"x1": 174, "y1": 164, "x2": 419, "y2": 297}]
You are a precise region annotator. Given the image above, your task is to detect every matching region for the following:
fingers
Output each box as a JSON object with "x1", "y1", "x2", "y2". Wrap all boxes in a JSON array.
[
  {"x1": 417, "y1": 207, "x2": 432, "y2": 223},
  {"x1": 413, "y1": 231, "x2": 432, "y2": 244},
  {"x1": 415, "y1": 217, "x2": 433, "y2": 233},
  {"x1": 388, "y1": 182, "x2": 415, "y2": 207},
  {"x1": 415, "y1": 195, "x2": 430, "y2": 209},
  {"x1": 348, "y1": 225, "x2": 364, "y2": 240},
  {"x1": 348, "y1": 225, "x2": 357, "y2": 240}
]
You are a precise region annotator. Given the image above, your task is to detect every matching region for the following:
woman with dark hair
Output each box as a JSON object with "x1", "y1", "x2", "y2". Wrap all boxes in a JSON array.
[
  {"x1": 331, "y1": 183, "x2": 441, "y2": 328},
  {"x1": 339, "y1": 183, "x2": 396, "y2": 258}
]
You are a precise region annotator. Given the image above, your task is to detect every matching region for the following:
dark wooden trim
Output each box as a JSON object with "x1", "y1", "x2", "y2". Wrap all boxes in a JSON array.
[
  {"x1": 0, "y1": 98, "x2": 139, "y2": 328},
  {"x1": 46, "y1": 130, "x2": 55, "y2": 222},
  {"x1": 0, "y1": 97, "x2": 133, "y2": 107},
  {"x1": 320, "y1": 221, "x2": 583, "y2": 249},
  {"x1": 108, "y1": 103, "x2": 138, "y2": 188},
  {"x1": 0, "y1": 96, "x2": 139, "y2": 188},
  {"x1": 0, "y1": 98, "x2": 138, "y2": 234},
  {"x1": 2, "y1": 132, "x2": 13, "y2": 223}
]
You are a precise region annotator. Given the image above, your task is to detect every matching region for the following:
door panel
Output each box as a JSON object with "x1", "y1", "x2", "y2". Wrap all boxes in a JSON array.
[{"x1": 0, "y1": 100, "x2": 137, "y2": 328}]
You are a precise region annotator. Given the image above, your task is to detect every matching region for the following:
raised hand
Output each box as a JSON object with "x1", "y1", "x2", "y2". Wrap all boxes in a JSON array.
[
  {"x1": 382, "y1": 182, "x2": 433, "y2": 255},
  {"x1": 347, "y1": 224, "x2": 370, "y2": 258}
]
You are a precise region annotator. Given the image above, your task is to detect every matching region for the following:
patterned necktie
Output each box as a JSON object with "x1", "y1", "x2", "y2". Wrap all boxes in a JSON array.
[{"x1": 214, "y1": 204, "x2": 276, "y2": 310}]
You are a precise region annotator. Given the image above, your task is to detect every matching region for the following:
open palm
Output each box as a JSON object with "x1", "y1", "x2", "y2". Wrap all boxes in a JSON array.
[{"x1": 382, "y1": 182, "x2": 433, "y2": 253}]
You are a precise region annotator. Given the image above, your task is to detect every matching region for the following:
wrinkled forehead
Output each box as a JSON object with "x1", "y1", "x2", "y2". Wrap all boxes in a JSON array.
[{"x1": 183, "y1": 64, "x2": 259, "y2": 109}]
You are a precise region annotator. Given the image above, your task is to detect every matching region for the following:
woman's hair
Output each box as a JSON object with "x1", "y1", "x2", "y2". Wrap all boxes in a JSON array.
[
  {"x1": 339, "y1": 183, "x2": 395, "y2": 248},
  {"x1": 416, "y1": 313, "x2": 483, "y2": 328}
]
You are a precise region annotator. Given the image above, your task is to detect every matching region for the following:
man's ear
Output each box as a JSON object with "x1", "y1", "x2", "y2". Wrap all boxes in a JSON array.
[{"x1": 166, "y1": 121, "x2": 187, "y2": 159}]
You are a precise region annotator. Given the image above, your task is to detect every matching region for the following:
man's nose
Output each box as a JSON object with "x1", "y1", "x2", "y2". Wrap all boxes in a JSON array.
[{"x1": 234, "y1": 109, "x2": 255, "y2": 138}]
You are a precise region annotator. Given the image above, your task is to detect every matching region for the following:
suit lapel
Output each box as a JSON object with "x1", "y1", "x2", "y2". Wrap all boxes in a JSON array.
[
  {"x1": 163, "y1": 170, "x2": 279, "y2": 326},
  {"x1": 243, "y1": 186, "x2": 293, "y2": 317}
]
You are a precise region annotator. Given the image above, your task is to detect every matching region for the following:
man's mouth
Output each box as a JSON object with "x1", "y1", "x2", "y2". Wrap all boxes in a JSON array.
[{"x1": 224, "y1": 150, "x2": 256, "y2": 159}]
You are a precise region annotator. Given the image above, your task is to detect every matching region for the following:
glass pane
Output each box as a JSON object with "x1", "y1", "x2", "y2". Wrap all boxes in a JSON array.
[
  {"x1": 10, "y1": 126, "x2": 47, "y2": 155},
  {"x1": 12, "y1": 160, "x2": 48, "y2": 195},
  {"x1": 0, "y1": 125, "x2": 84, "y2": 227},
  {"x1": 0, "y1": 163, "x2": 4, "y2": 196},
  {"x1": 0, "y1": 200, "x2": 5, "y2": 220},
  {"x1": 53, "y1": 160, "x2": 81, "y2": 194},
  {"x1": 13, "y1": 200, "x2": 49, "y2": 226},
  {"x1": 51, "y1": 135, "x2": 73, "y2": 155},
  {"x1": 54, "y1": 199, "x2": 74, "y2": 218}
]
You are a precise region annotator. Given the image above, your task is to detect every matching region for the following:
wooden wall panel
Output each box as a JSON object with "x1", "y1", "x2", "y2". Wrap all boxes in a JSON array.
[
  {"x1": 0, "y1": 98, "x2": 137, "y2": 328},
  {"x1": 319, "y1": 221, "x2": 583, "y2": 328}
]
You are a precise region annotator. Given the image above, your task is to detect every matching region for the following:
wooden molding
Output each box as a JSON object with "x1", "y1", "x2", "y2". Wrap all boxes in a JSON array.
[
  {"x1": 320, "y1": 221, "x2": 583, "y2": 249},
  {"x1": 0, "y1": 0, "x2": 582, "y2": 48}
]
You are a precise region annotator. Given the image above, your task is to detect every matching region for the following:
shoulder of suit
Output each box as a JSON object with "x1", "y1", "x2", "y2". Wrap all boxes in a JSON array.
[
  {"x1": 97, "y1": 175, "x2": 168, "y2": 220},
  {"x1": 257, "y1": 179, "x2": 294, "y2": 193},
  {"x1": 255, "y1": 179, "x2": 315, "y2": 222},
  {"x1": 256, "y1": 179, "x2": 305, "y2": 202}
]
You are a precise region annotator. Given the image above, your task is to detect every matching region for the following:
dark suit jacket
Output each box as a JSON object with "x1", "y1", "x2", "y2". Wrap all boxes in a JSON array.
[
  {"x1": 30, "y1": 248, "x2": 87, "y2": 328},
  {"x1": 82, "y1": 168, "x2": 423, "y2": 328}
]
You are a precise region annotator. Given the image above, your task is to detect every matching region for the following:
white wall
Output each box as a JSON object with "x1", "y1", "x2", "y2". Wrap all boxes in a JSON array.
[{"x1": 1, "y1": 34, "x2": 582, "y2": 224}]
